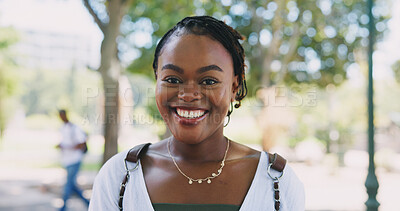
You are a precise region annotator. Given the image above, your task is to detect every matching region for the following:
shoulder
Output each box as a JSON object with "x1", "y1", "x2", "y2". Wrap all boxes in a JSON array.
[
  {"x1": 143, "y1": 139, "x2": 176, "y2": 159},
  {"x1": 94, "y1": 150, "x2": 129, "y2": 184},
  {"x1": 140, "y1": 139, "x2": 171, "y2": 168},
  {"x1": 90, "y1": 148, "x2": 146, "y2": 204},
  {"x1": 226, "y1": 141, "x2": 261, "y2": 162},
  {"x1": 263, "y1": 152, "x2": 305, "y2": 210},
  {"x1": 279, "y1": 163, "x2": 304, "y2": 192},
  {"x1": 280, "y1": 163, "x2": 305, "y2": 210},
  {"x1": 259, "y1": 151, "x2": 304, "y2": 192},
  {"x1": 90, "y1": 150, "x2": 130, "y2": 210},
  {"x1": 241, "y1": 151, "x2": 304, "y2": 210}
]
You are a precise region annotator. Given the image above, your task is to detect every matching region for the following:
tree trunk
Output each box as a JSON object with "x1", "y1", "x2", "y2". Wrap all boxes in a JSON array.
[
  {"x1": 86, "y1": 0, "x2": 127, "y2": 164},
  {"x1": 102, "y1": 74, "x2": 119, "y2": 164},
  {"x1": 99, "y1": 37, "x2": 122, "y2": 163}
]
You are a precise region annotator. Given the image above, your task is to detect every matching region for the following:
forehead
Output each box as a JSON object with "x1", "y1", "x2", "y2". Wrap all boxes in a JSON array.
[{"x1": 158, "y1": 34, "x2": 233, "y2": 72}]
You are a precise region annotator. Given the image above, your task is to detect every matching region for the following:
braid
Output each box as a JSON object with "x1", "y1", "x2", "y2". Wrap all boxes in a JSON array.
[{"x1": 152, "y1": 16, "x2": 248, "y2": 107}]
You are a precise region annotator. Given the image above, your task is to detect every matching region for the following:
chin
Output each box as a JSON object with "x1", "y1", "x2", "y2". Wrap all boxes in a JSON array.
[{"x1": 168, "y1": 128, "x2": 206, "y2": 145}]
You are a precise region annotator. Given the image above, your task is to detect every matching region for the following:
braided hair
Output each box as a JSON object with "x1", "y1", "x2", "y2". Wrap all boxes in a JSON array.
[{"x1": 152, "y1": 16, "x2": 248, "y2": 109}]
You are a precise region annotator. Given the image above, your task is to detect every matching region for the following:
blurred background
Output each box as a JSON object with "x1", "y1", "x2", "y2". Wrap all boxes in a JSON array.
[{"x1": 0, "y1": 0, "x2": 399, "y2": 210}]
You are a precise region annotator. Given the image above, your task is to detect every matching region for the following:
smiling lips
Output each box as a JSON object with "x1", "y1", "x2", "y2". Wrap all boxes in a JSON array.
[{"x1": 176, "y1": 108, "x2": 207, "y2": 119}]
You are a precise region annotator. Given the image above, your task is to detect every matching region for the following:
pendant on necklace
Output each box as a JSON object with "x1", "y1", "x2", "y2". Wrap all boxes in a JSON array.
[
  {"x1": 189, "y1": 180, "x2": 193, "y2": 184},
  {"x1": 207, "y1": 179, "x2": 211, "y2": 184}
]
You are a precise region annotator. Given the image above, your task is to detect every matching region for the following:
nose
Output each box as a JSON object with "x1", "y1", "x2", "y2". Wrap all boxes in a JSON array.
[{"x1": 178, "y1": 84, "x2": 201, "y2": 102}]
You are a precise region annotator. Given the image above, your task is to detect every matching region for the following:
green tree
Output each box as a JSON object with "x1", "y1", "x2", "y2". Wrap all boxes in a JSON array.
[
  {"x1": 220, "y1": 0, "x2": 388, "y2": 150},
  {"x1": 124, "y1": 1, "x2": 197, "y2": 75},
  {"x1": 217, "y1": 0, "x2": 388, "y2": 91},
  {"x1": 127, "y1": 0, "x2": 388, "y2": 90},
  {"x1": 83, "y1": 0, "x2": 135, "y2": 163},
  {"x1": 83, "y1": 0, "x2": 197, "y2": 162},
  {"x1": 84, "y1": 0, "x2": 389, "y2": 157},
  {"x1": 0, "y1": 26, "x2": 19, "y2": 139},
  {"x1": 124, "y1": 0, "x2": 388, "y2": 150}
]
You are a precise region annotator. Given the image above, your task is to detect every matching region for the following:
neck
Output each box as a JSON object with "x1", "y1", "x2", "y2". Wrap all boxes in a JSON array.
[{"x1": 169, "y1": 133, "x2": 228, "y2": 163}]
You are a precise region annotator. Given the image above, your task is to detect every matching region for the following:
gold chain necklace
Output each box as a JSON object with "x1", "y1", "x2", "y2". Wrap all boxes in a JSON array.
[{"x1": 167, "y1": 138, "x2": 230, "y2": 184}]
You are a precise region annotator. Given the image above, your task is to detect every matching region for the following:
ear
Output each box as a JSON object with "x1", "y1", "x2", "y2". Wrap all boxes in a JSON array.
[{"x1": 231, "y1": 75, "x2": 239, "y2": 102}]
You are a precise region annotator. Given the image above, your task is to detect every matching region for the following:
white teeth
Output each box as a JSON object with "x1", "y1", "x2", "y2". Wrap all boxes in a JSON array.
[{"x1": 176, "y1": 108, "x2": 206, "y2": 119}]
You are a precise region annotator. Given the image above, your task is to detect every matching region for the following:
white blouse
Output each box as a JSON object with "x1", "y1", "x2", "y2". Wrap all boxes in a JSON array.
[{"x1": 89, "y1": 149, "x2": 305, "y2": 211}]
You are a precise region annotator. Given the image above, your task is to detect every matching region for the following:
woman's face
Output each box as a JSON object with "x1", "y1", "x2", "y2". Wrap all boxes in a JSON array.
[{"x1": 155, "y1": 34, "x2": 238, "y2": 144}]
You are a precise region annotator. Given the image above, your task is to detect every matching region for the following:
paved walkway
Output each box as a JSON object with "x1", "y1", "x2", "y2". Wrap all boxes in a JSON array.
[{"x1": 0, "y1": 167, "x2": 96, "y2": 211}]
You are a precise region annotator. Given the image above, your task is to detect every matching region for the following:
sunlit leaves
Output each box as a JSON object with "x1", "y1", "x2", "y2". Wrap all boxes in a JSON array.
[
  {"x1": 116, "y1": 0, "x2": 389, "y2": 91},
  {"x1": 0, "y1": 26, "x2": 19, "y2": 137}
]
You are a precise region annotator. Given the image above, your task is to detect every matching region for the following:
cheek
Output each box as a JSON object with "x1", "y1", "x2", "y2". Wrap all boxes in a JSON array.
[
  {"x1": 208, "y1": 86, "x2": 231, "y2": 110},
  {"x1": 218, "y1": 83, "x2": 233, "y2": 102},
  {"x1": 155, "y1": 84, "x2": 176, "y2": 114},
  {"x1": 155, "y1": 85, "x2": 168, "y2": 112}
]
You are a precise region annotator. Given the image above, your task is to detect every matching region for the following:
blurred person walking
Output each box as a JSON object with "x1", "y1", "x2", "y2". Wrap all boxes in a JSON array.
[{"x1": 56, "y1": 109, "x2": 90, "y2": 211}]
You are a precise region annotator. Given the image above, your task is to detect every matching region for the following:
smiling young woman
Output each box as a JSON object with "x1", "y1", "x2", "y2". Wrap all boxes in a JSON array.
[
  {"x1": 156, "y1": 34, "x2": 236, "y2": 145},
  {"x1": 89, "y1": 16, "x2": 305, "y2": 211}
]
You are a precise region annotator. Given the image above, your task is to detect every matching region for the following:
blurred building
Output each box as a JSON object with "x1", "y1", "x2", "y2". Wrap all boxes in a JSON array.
[
  {"x1": 13, "y1": 29, "x2": 99, "y2": 70},
  {"x1": 0, "y1": 0, "x2": 102, "y2": 70}
]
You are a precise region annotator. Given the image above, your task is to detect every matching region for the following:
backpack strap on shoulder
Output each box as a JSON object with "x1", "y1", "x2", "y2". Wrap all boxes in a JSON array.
[
  {"x1": 267, "y1": 152, "x2": 287, "y2": 211},
  {"x1": 268, "y1": 153, "x2": 287, "y2": 172},
  {"x1": 126, "y1": 143, "x2": 152, "y2": 163},
  {"x1": 119, "y1": 143, "x2": 151, "y2": 211}
]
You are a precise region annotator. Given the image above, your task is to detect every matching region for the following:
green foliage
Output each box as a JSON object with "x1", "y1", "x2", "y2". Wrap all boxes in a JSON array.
[
  {"x1": 20, "y1": 69, "x2": 65, "y2": 115},
  {"x1": 123, "y1": 0, "x2": 198, "y2": 77},
  {"x1": 19, "y1": 68, "x2": 101, "y2": 132},
  {"x1": 0, "y1": 26, "x2": 19, "y2": 137},
  {"x1": 228, "y1": 0, "x2": 388, "y2": 91},
  {"x1": 121, "y1": 0, "x2": 389, "y2": 95},
  {"x1": 119, "y1": 1, "x2": 199, "y2": 121},
  {"x1": 290, "y1": 82, "x2": 367, "y2": 151},
  {"x1": 0, "y1": 26, "x2": 18, "y2": 49},
  {"x1": 90, "y1": 0, "x2": 392, "y2": 149},
  {"x1": 24, "y1": 113, "x2": 62, "y2": 130}
]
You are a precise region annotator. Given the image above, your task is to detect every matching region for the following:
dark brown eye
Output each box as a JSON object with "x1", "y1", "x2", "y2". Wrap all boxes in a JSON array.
[
  {"x1": 201, "y1": 78, "x2": 219, "y2": 85},
  {"x1": 164, "y1": 77, "x2": 181, "y2": 84}
]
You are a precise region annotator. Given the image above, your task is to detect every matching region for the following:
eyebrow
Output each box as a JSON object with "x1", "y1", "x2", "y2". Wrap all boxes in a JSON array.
[
  {"x1": 161, "y1": 64, "x2": 223, "y2": 74},
  {"x1": 197, "y1": 65, "x2": 223, "y2": 73},
  {"x1": 161, "y1": 64, "x2": 183, "y2": 73}
]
